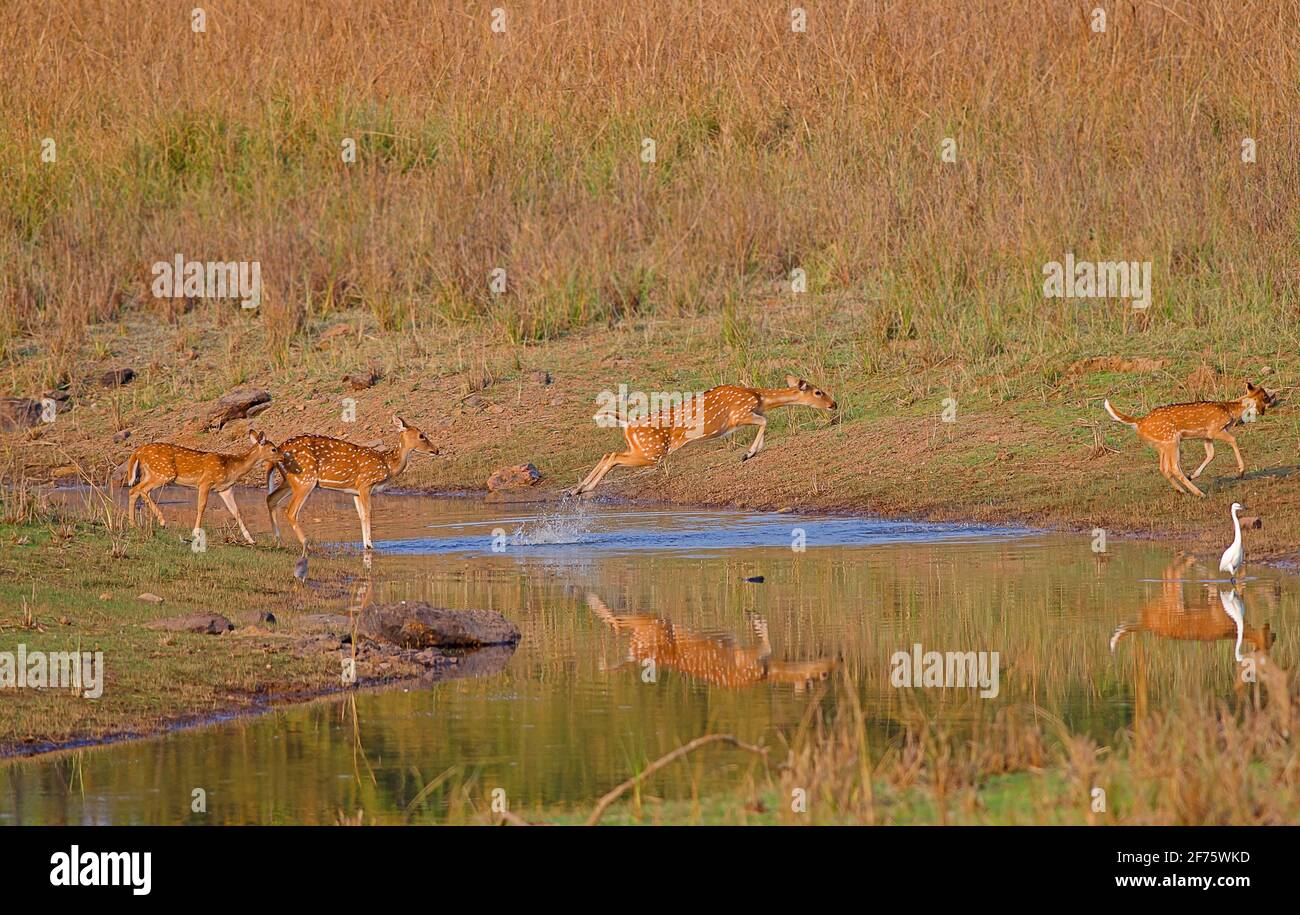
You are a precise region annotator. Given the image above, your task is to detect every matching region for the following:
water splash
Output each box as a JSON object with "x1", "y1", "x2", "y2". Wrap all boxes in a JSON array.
[{"x1": 509, "y1": 499, "x2": 595, "y2": 546}]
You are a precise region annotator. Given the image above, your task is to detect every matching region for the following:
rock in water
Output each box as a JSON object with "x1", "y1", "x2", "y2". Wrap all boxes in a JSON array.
[{"x1": 358, "y1": 602, "x2": 520, "y2": 649}]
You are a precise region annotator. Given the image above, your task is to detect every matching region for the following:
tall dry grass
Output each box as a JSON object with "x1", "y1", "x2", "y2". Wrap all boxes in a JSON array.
[{"x1": 2, "y1": 0, "x2": 1298, "y2": 382}]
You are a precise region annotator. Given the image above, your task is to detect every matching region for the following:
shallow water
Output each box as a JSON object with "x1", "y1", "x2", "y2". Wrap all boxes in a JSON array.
[{"x1": 3, "y1": 492, "x2": 1295, "y2": 824}]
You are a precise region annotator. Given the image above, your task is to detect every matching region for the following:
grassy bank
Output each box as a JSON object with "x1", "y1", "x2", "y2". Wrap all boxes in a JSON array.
[{"x1": 0, "y1": 515, "x2": 425, "y2": 757}]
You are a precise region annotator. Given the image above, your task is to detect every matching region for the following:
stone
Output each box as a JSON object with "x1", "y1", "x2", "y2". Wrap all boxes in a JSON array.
[
  {"x1": 192, "y1": 389, "x2": 272, "y2": 431},
  {"x1": 357, "y1": 602, "x2": 520, "y2": 649},
  {"x1": 0, "y1": 398, "x2": 43, "y2": 432},
  {"x1": 143, "y1": 613, "x2": 234, "y2": 634},
  {"x1": 344, "y1": 369, "x2": 379, "y2": 390},
  {"x1": 486, "y1": 463, "x2": 542, "y2": 492}
]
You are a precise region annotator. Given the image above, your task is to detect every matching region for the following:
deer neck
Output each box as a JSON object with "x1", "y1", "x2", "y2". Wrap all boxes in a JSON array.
[
  {"x1": 752, "y1": 388, "x2": 803, "y2": 411},
  {"x1": 224, "y1": 447, "x2": 264, "y2": 484},
  {"x1": 383, "y1": 441, "x2": 415, "y2": 479}
]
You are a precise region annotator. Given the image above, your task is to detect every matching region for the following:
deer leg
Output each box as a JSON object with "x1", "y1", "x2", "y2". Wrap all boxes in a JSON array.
[
  {"x1": 192, "y1": 483, "x2": 211, "y2": 538},
  {"x1": 740, "y1": 415, "x2": 767, "y2": 462},
  {"x1": 128, "y1": 483, "x2": 143, "y2": 527},
  {"x1": 284, "y1": 483, "x2": 316, "y2": 555},
  {"x1": 572, "y1": 452, "x2": 617, "y2": 495},
  {"x1": 1215, "y1": 429, "x2": 1245, "y2": 476},
  {"x1": 580, "y1": 450, "x2": 657, "y2": 494},
  {"x1": 353, "y1": 488, "x2": 374, "y2": 550},
  {"x1": 138, "y1": 477, "x2": 169, "y2": 526},
  {"x1": 1190, "y1": 441, "x2": 1215, "y2": 479},
  {"x1": 218, "y1": 489, "x2": 255, "y2": 544},
  {"x1": 266, "y1": 482, "x2": 293, "y2": 543},
  {"x1": 1167, "y1": 444, "x2": 1205, "y2": 497},
  {"x1": 1158, "y1": 446, "x2": 1189, "y2": 495}
]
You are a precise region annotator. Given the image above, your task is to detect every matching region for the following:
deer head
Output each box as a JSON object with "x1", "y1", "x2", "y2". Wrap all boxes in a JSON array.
[
  {"x1": 247, "y1": 430, "x2": 286, "y2": 465},
  {"x1": 1240, "y1": 382, "x2": 1276, "y2": 423},
  {"x1": 393, "y1": 415, "x2": 440, "y2": 455},
  {"x1": 784, "y1": 374, "x2": 837, "y2": 411}
]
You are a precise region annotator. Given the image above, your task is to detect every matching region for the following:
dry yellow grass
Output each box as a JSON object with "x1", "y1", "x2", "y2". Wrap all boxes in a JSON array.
[{"x1": 2, "y1": 0, "x2": 1297, "y2": 379}]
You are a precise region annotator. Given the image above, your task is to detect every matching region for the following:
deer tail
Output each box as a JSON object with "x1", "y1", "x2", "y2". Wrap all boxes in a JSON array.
[
  {"x1": 126, "y1": 454, "x2": 141, "y2": 486},
  {"x1": 1104, "y1": 399, "x2": 1138, "y2": 428},
  {"x1": 266, "y1": 462, "x2": 282, "y2": 493}
]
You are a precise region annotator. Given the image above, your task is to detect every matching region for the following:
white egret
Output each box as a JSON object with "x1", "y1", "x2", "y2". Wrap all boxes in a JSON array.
[{"x1": 1219, "y1": 502, "x2": 1246, "y2": 583}]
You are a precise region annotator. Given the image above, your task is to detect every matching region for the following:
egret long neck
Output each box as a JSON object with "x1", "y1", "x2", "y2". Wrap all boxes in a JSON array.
[{"x1": 1231, "y1": 508, "x2": 1243, "y2": 546}]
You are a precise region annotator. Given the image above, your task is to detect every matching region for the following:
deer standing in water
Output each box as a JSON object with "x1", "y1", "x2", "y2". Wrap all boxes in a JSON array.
[
  {"x1": 126, "y1": 430, "x2": 285, "y2": 544},
  {"x1": 266, "y1": 416, "x2": 439, "y2": 553},
  {"x1": 570, "y1": 375, "x2": 837, "y2": 495}
]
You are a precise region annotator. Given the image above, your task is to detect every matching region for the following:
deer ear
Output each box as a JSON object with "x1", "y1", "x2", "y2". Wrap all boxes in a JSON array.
[
  {"x1": 798, "y1": 378, "x2": 810, "y2": 391},
  {"x1": 247, "y1": 430, "x2": 260, "y2": 445},
  {"x1": 785, "y1": 374, "x2": 799, "y2": 388},
  {"x1": 393, "y1": 415, "x2": 407, "y2": 431}
]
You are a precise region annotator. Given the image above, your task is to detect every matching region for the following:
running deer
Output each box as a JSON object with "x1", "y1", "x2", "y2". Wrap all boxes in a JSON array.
[
  {"x1": 587, "y1": 593, "x2": 836, "y2": 691},
  {"x1": 1103, "y1": 383, "x2": 1276, "y2": 497},
  {"x1": 266, "y1": 416, "x2": 439, "y2": 553},
  {"x1": 570, "y1": 375, "x2": 837, "y2": 495},
  {"x1": 1109, "y1": 554, "x2": 1274, "y2": 654},
  {"x1": 126, "y1": 430, "x2": 285, "y2": 544}
]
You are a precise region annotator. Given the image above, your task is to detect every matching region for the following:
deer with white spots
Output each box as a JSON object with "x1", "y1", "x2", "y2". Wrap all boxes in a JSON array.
[
  {"x1": 1104, "y1": 383, "x2": 1276, "y2": 497},
  {"x1": 569, "y1": 375, "x2": 837, "y2": 496},
  {"x1": 266, "y1": 416, "x2": 440, "y2": 552},
  {"x1": 125, "y1": 430, "x2": 285, "y2": 544}
]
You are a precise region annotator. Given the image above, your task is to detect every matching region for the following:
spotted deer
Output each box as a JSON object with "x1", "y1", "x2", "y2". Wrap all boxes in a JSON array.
[
  {"x1": 570, "y1": 375, "x2": 837, "y2": 495},
  {"x1": 266, "y1": 416, "x2": 439, "y2": 553},
  {"x1": 126, "y1": 430, "x2": 285, "y2": 544},
  {"x1": 1104, "y1": 383, "x2": 1276, "y2": 497},
  {"x1": 587, "y1": 593, "x2": 837, "y2": 691}
]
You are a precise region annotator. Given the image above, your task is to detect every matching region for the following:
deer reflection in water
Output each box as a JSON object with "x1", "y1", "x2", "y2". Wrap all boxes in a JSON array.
[
  {"x1": 586, "y1": 593, "x2": 836, "y2": 692},
  {"x1": 1110, "y1": 554, "x2": 1290, "y2": 736},
  {"x1": 1109, "y1": 554, "x2": 1274, "y2": 655}
]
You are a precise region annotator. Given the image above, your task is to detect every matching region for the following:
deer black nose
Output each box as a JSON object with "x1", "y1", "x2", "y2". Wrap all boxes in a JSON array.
[{"x1": 829, "y1": 401, "x2": 838, "y2": 410}]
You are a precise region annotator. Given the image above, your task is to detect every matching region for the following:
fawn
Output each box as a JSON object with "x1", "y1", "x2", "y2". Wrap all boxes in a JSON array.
[
  {"x1": 126, "y1": 430, "x2": 285, "y2": 544},
  {"x1": 570, "y1": 374, "x2": 837, "y2": 495},
  {"x1": 1104, "y1": 382, "x2": 1276, "y2": 497},
  {"x1": 266, "y1": 415, "x2": 439, "y2": 552}
]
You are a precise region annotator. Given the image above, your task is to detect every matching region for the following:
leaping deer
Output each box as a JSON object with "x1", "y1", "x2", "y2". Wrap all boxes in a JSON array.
[
  {"x1": 126, "y1": 430, "x2": 285, "y2": 544},
  {"x1": 266, "y1": 415, "x2": 440, "y2": 553},
  {"x1": 569, "y1": 374, "x2": 837, "y2": 496}
]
